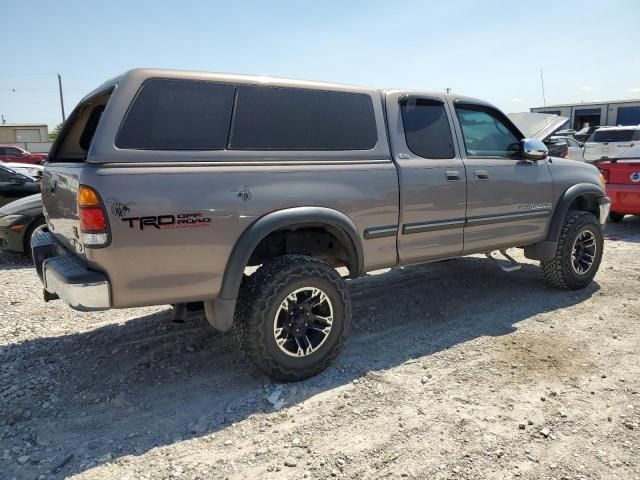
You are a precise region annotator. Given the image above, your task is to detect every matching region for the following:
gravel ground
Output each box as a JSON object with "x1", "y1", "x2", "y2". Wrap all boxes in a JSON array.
[{"x1": 1, "y1": 218, "x2": 639, "y2": 480}]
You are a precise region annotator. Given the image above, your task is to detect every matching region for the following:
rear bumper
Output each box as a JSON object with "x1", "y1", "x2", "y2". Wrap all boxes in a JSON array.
[
  {"x1": 606, "y1": 184, "x2": 640, "y2": 214},
  {"x1": 598, "y1": 196, "x2": 611, "y2": 224},
  {"x1": 31, "y1": 227, "x2": 111, "y2": 311}
]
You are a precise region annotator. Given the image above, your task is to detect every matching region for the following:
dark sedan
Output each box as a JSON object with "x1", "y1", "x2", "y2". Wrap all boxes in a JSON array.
[
  {"x1": 0, "y1": 194, "x2": 44, "y2": 254},
  {"x1": 0, "y1": 164, "x2": 40, "y2": 208}
]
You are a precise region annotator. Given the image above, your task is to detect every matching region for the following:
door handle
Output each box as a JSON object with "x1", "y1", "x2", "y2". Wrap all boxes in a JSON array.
[
  {"x1": 474, "y1": 170, "x2": 489, "y2": 180},
  {"x1": 446, "y1": 170, "x2": 461, "y2": 181}
]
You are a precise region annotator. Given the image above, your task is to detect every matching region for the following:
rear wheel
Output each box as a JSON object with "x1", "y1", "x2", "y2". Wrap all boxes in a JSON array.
[
  {"x1": 541, "y1": 210, "x2": 603, "y2": 290},
  {"x1": 608, "y1": 212, "x2": 625, "y2": 223},
  {"x1": 233, "y1": 255, "x2": 351, "y2": 381}
]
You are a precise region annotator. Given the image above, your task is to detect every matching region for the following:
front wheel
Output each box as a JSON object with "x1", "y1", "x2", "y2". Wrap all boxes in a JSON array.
[
  {"x1": 541, "y1": 210, "x2": 603, "y2": 290},
  {"x1": 233, "y1": 255, "x2": 351, "y2": 381}
]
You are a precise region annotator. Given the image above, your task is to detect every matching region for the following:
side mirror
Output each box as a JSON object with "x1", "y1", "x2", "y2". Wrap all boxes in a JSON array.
[{"x1": 521, "y1": 138, "x2": 548, "y2": 160}]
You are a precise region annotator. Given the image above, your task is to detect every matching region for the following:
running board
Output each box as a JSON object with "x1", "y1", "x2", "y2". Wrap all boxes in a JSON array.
[{"x1": 485, "y1": 249, "x2": 521, "y2": 272}]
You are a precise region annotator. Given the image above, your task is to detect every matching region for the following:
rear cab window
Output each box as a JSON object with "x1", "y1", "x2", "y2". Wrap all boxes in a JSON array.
[
  {"x1": 230, "y1": 86, "x2": 377, "y2": 150},
  {"x1": 116, "y1": 79, "x2": 235, "y2": 150},
  {"x1": 115, "y1": 78, "x2": 379, "y2": 154}
]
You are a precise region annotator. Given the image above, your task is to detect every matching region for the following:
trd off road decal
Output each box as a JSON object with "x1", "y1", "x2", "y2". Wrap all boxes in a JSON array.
[{"x1": 122, "y1": 213, "x2": 212, "y2": 230}]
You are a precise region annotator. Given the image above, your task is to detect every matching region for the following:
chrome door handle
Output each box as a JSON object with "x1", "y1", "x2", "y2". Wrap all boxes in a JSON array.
[
  {"x1": 474, "y1": 170, "x2": 489, "y2": 180},
  {"x1": 446, "y1": 171, "x2": 461, "y2": 181}
]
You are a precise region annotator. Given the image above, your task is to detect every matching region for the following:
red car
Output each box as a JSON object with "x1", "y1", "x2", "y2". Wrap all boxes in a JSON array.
[
  {"x1": 0, "y1": 145, "x2": 47, "y2": 165},
  {"x1": 597, "y1": 146, "x2": 640, "y2": 222}
]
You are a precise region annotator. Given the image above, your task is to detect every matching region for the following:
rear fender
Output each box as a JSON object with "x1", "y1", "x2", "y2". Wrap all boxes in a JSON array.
[{"x1": 204, "y1": 206, "x2": 363, "y2": 332}]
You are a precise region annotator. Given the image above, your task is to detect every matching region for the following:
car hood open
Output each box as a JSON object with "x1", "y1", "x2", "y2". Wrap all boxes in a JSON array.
[{"x1": 507, "y1": 112, "x2": 570, "y2": 140}]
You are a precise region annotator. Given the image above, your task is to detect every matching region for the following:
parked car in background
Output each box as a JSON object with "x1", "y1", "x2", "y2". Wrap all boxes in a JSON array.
[
  {"x1": 0, "y1": 194, "x2": 44, "y2": 254},
  {"x1": 583, "y1": 126, "x2": 640, "y2": 162},
  {"x1": 0, "y1": 145, "x2": 47, "y2": 165},
  {"x1": 574, "y1": 126, "x2": 604, "y2": 143},
  {"x1": 555, "y1": 128, "x2": 577, "y2": 137},
  {"x1": 0, "y1": 165, "x2": 40, "y2": 208},
  {"x1": 544, "y1": 137, "x2": 569, "y2": 158},
  {"x1": 550, "y1": 136, "x2": 584, "y2": 161},
  {"x1": 2, "y1": 163, "x2": 44, "y2": 182},
  {"x1": 596, "y1": 145, "x2": 640, "y2": 222}
]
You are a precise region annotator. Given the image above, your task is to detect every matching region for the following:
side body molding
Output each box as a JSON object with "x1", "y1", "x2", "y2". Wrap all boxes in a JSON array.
[
  {"x1": 524, "y1": 183, "x2": 606, "y2": 261},
  {"x1": 204, "y1": 206, "x2": 364, "y2": 332}
]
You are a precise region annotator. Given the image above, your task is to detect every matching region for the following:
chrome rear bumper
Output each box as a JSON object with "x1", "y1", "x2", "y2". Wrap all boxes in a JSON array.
[{"x1": 31, "y1": 227, "x2": 111, "y2": 311}]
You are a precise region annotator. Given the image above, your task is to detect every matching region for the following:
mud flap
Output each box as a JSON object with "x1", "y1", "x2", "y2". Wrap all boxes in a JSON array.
[{"x1": 204, "y1": 297, "x2": 236, "y2": 332}]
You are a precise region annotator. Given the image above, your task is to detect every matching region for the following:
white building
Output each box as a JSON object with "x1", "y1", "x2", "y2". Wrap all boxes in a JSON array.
[
  {"x1": 531, "y1": 99, "x2": 640, "y2": 130},
  {"x1": 0, "y1": 123, "x2": 50, "y2": 153}
]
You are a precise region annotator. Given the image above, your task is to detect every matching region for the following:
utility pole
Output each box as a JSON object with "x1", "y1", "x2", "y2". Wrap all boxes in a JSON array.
[
  {"x1": 1, "y1": 114, "x2": 5, "y2": 125},
  {"x1": 540, "y1": 69, "x2": 546, "y2": 107},
  {"x1": 57, "y1": 73, "x2": 66, "y2": 122}
]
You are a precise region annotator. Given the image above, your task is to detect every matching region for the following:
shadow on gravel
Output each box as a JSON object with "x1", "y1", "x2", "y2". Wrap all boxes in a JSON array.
[
  {"x1": 0, "y1": 256, "x2": 600, "y2": 478},
  {"x1": 604, "y1": 215, "x2": 640, "y2": 243},
  {"x1": 0, "y1": 252, "x2": 32, "y2": 271}
]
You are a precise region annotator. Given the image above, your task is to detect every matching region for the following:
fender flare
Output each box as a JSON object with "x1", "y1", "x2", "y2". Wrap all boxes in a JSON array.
[
  {"x1": 524, "y1": 183, "x2": 605, "y2": 261},
  {"x1": 547, "y1": 183, "x2": 605, "y2": 242},
  {"x1": 204, "y1": 206, "x2": 363, "y2": 331}
]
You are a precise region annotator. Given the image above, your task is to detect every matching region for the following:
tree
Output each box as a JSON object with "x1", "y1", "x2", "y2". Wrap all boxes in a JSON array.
[{"x1": 48, "y1": 123, "x2": 63, "y2": 141}]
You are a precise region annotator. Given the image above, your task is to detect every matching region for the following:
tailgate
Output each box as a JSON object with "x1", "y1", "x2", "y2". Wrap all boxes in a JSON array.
[
  {"x1": 42, "y1": 165, "x2": 84, "y2": 255},
  {"x1": 608, "y1": 161, "x2": 640, "y2": 185},
  {"x1": 42, "y1": 85, "x2": 115, "y2": 257}
]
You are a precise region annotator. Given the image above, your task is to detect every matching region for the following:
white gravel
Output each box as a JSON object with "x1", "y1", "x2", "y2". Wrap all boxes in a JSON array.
[{"x1": 1, "y1": 218, "x2": 639, "y2": 480}]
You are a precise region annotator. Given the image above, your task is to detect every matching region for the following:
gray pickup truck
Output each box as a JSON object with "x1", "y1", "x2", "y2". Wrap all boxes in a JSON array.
[{"x1": 33, "y1": 69, "x2": 610, "y2": 381}]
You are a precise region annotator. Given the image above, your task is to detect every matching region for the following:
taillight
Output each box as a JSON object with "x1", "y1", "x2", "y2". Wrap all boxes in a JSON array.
[
  {"x1": 78, "y1": 185, "x2": 110, "y2": 247},
  {"x1": 599, "y1": 168, "x2": 609, "y2": 183}
]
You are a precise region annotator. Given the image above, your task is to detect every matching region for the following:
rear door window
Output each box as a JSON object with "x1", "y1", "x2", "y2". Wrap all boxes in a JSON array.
[
  {"x1": 229, "y1": 86, "x2": 377, "y2": 150},
  {"x1": 400, "y1": 99, "x2": 454, "y2": 158},
  {"x1": 117, "y1": 79, "x2": 235, "y2": 150}
]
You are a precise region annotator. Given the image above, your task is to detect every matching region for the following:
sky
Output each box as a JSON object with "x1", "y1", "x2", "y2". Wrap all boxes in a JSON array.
[{"x1": 2, "y1": 0, "x2": 640, "y2": 129}]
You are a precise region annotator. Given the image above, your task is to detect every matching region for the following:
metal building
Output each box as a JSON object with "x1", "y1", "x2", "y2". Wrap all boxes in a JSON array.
[{"x1": 530, "y1": 99, "x2": 640, "y2": 130}]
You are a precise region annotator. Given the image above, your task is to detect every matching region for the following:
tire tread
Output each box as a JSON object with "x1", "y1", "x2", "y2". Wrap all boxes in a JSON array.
[{"x1": 233, "y1": 255, "x2": 351, "y2": 381}]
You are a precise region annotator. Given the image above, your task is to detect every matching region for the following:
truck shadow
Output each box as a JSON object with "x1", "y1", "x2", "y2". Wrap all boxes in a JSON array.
[{"x1": 0, "y1": 256, "x2": 600, "y2": 479}]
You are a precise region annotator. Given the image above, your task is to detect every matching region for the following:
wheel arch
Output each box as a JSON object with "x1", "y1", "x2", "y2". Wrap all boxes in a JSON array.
[
  {"x1": 548, "y1": 184, "x2": 604, "y2": 242},
  {"x1": 524, "y1": 183, "x2": 605, "y2": 261},
  {"x1": 22, "y1": 215, "x2": 46, "y2": 254},
  {"x1": 204, "y1": 207, "x2": 363, "y2": 332}
]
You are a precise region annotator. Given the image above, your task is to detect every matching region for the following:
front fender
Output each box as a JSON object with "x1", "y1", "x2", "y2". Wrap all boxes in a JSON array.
[{"x1": 524, "y1": 183, "x2": 606, "y2": 261}]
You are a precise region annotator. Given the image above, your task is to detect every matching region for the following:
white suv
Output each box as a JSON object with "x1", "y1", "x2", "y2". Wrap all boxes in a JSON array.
[{"x1": 583, "y1": 125, "x2": 640, "y2": 162}]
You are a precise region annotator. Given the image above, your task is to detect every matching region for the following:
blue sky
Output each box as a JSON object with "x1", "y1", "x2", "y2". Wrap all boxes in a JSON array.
[{"x1": 2, "y1": 0, "x2": 640, "y2": 129}]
